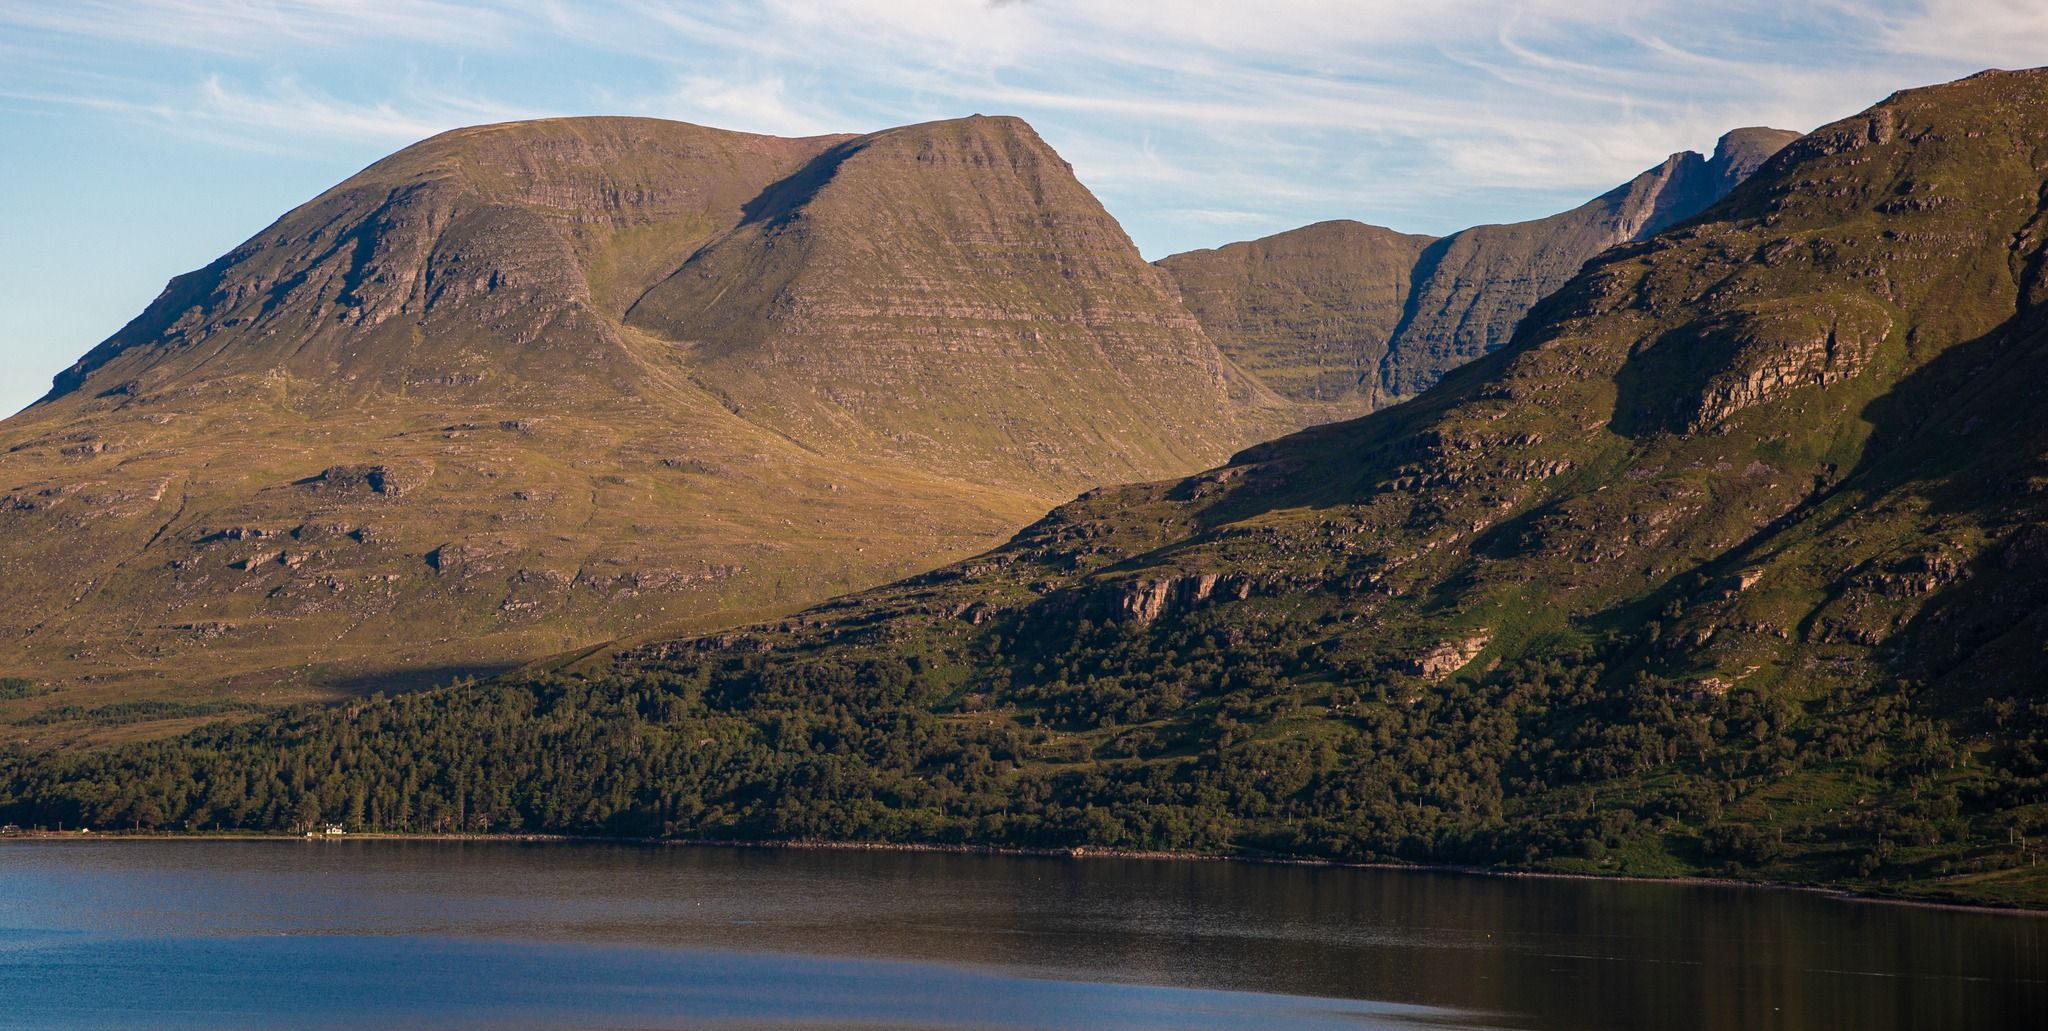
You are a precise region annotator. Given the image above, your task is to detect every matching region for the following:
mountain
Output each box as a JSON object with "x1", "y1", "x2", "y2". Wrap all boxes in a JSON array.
[
  {"x1": 624, "y1": 116, "x2": 1283, "y2": 494},
  {"x1": 1381, "y1": 125, "x2": 1804, "y2": 397},
  {"x1": 12, "y1": 69, "x2": 2041, "y2": 905},
  {"x1": 0, "y1": 114, "x2": 1281, "y2": 738},
  {"x1": 1156, "y1": 221, "x2": 1437, "y2": 412},
  {"x1": 1160, "y1": 127, "x2": 1803, "y2": 414}
]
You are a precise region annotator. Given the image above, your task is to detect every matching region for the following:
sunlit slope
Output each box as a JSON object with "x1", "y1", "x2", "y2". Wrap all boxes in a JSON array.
[{"x1": 0, "y1": 114, "x2": 1279, "y2": 739}]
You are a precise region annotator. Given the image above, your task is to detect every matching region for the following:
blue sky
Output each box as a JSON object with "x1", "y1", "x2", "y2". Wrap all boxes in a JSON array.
[{"x1": 2, "y1": 1, "x2": 2043, "y2": 417}]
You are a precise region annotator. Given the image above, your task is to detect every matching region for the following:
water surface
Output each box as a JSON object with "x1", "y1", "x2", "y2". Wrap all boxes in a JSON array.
[{"x1": 0, "y1": 840, "x2": 2039, "y2": 1029}]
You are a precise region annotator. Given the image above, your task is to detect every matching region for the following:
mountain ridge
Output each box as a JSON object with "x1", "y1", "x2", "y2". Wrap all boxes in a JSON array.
[
  {"x1": 3, "y1": 109, "x2": 1802, "y2": 726},
  {"x1": 1160, "y1": 126, "x2": 1805, "y2": 416}
]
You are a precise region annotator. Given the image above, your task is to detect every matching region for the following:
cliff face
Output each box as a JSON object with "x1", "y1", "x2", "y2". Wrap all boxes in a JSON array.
[
  {"x1": 1155, "y1": 220, "x2": 1436, "y2": 417},
  {"x1": 0, "y1": 114, "x2": 1280, "y2": 731}
]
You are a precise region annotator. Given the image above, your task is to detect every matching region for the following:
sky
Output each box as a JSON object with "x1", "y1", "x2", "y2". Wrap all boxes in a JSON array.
[{"x1": 2, "y1": 1, "x2": 2044, "y2": 417}]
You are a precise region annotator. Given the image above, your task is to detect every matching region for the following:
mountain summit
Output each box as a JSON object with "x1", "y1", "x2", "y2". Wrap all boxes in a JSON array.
[
  {"x1": 623, "y1": 115, "x2": 1280, "y2": 493},
  {"x1": 0, "y1": 114, "x2": 1278, "y2": 721}
]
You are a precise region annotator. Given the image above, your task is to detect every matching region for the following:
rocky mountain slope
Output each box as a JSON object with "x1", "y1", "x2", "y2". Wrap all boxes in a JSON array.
[
  {"x1": 0, "y1": 115, "x2": 1282, "y2": 739},
  {"x1": 1160, "y1": 127, "x2": 1803, "y2": 415},
  {"x1": 15, "y1": 69, "x2": 2040, "y2": 905}
]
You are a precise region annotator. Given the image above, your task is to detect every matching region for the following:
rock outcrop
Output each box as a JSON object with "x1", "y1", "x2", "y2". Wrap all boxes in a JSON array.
[
  {"x1": 1402, "y1": 633, "x2": 1493, "y2": 681},
  {"x1": 1108, "y1": 572, "x2": 1254, "y2": 625}
]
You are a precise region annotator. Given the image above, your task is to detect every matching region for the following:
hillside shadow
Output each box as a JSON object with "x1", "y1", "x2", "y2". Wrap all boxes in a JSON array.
[
  {"x1": 737, "y1": 138, "x2": 868, "y2": 229},
  {"x1": 1842, "y1": 305, "x2": 2048, "y2": 704}
]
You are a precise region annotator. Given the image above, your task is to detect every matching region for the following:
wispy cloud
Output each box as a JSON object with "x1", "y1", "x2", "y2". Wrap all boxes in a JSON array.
[
  {"x1": 649, "y1": 74, "x2": 841, "y2": 138},
  {"x1": 191, "y1": 74, "x2": 538, "y2": 142},
  {"x1": 0, "y1": 72, "x2": 541, "y2": 151},
  {"x1": 0, "y1": 0, "x2": 2036, "y2": 240},
  {"x1": 0, "y1": 0, "x2": 517, "y2": 55},
  {"x1": 1849, "y1": 0, "x2": 2048, "y2": 67}
]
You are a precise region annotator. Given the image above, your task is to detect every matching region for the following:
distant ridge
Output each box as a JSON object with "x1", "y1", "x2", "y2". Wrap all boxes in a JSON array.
[{"x1": 1160, "y1": 126, "x2": 1804, "y2": 415}]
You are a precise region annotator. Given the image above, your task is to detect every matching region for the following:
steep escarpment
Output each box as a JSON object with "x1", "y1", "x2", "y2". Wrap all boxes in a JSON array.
[
  {"x1": 21, "y1": 71, "x2": 2044, "y2": 905},
  {"x1": 0, "y1": 114, "x2": 1278, "y2": 735}
]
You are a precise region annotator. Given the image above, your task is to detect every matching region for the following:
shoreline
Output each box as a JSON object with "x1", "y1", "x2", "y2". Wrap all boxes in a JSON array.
[{"x1": 6, "y1": 828, "x2": 2041, "y2": 917}]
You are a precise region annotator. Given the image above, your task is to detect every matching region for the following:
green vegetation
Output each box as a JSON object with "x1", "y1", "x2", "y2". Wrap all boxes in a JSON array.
[
  {"x1": 0, "y1": 677, "x2": 49, "y2": 700},
  {"x1": 2, "y1": 623, "x2": 2039, "y2": 900}
]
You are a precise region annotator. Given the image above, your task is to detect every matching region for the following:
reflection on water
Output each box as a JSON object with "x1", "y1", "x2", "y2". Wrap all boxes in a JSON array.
[{"x1": 0, "y1": 840, "x2": 2041, "y2": 1030}]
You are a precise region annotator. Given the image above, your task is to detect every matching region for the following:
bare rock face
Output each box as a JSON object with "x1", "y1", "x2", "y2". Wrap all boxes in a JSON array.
[
  {"x1": 1109, "y1": 572, "x2": 1253, "y2": 625},
  {"x1": 1402, "y1": 633, "x2": 1492, "y2": 681},
  {"x1": 1671, "y1": 297, "x2": 1893, "y2": 433},
  {"x1": 1380, "y1": 127, "x2": 1805, "y2": 399}
]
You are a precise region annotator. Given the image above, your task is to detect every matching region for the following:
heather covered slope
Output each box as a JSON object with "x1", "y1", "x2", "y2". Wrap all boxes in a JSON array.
[
  {"x1": 0, "y1": 114, "x2": 1279, "y2": 738},
  {"x1": 12, "y1": 71, "x2": 2046, "y2": 905}
]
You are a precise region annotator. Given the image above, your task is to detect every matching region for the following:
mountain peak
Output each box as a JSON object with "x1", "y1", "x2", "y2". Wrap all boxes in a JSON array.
[
  {"x1": 625, "y1": 109, "x2": 1280, "y2": 492},
  {"x1": 0, "y1": 109, "x2": 1278, "y2": 709},
  {"x1": 1706, "y1": 126, "x2": 1804, "y2": 189}
]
